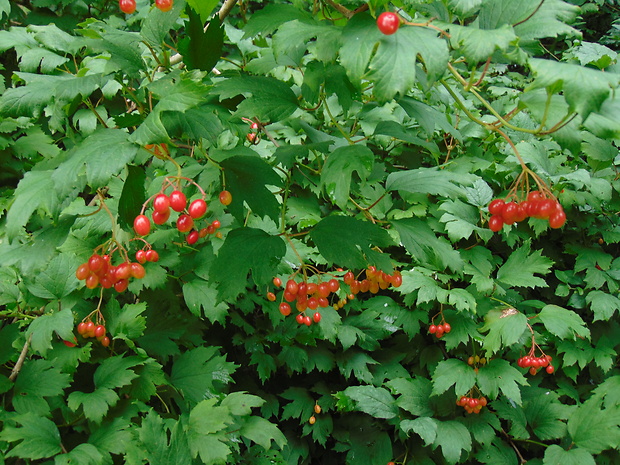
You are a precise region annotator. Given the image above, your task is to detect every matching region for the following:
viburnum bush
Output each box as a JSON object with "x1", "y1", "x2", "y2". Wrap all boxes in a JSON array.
[{"x1": 1, "y1": 0, "x2": 620, "y2": 463}]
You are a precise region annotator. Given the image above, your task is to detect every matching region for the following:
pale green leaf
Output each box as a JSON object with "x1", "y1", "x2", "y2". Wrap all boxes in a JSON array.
[
  {"x1": 321, "y1": 145, "x2": 374, "y2": 209},
  {"x1": 537, "y1": 305, "x2": 590, "y2": 340},
  {"x1": 476, "y1": 359, "x2": 527, "y2": 405},
  {"x1": 27, "y1": 308, "x2": 75, "y2": 356},
  {"x1": 496, "y1": 242, "x2": 553, "y2": 288},
  {"x1": 67, "y1": 388, "x2": 119, "y2": 424},
  {"x1": 0, "y1": 413, "x2": 61, "y2": 460},
  {"x1": 434, "y1": 421, "x2": 472, "y2": 464},
  {"x1": 445, "y1": 23, "x2": 516, "y2": 63},
  {"x1": 386, "y1": 167, "x2": 468, "y2": 198},
  {"x1": 342, "y1": 385, "x2": 398, "y2": 419},
  {"x1": 585, "y1": 290, "x2": 620, "y2": 321},
  {"x1": 432, "y1": 359, "x2": 476, "y2": 396},
  {"x1": 387, "y1": 377, "x2": 434, "y2": 417},
  {"x1": 24, "y1": 254, "x2": 79, "y2": 300},
  {"x1": 239, "y1": 416, "x2": 287, "y2": 450},
  {"x1": 401, "y1": 417, "x2": 438, "y2": 445},
  {"x1": 479, "y1": 308, "x2": 528, "y2": 354},
  {"x1": 567, "y1": 399, "x2": 620, "y2": 454},
  {"x1": 543, "y1": 445, "x2": 595, "y2": 465},
  {"x1": 183, "y1": 278, "x2": 229, "y2": 323}
]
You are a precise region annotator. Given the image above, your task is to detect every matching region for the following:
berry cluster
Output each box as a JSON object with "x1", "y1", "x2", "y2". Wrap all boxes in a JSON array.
[
  {"x1": 467, "y1": 354, "x2": 487, "y2": 374},
  {"x1": 456, "y1": 395, "x2": 487, "y2": 414},
  {"x1": 76, "y1": 252, "x2": 148, "y2": 293},
  {"x1": 429, "y1": 310, "x2": 452, "y2": 339},
  {"x1": 133, "y1": 177, "x2": 227, "y2": 246},
  {"x1": 517, "y1": 354, "x2": 555, "y2": 375},
  {"x1": 342, "y1": 266, "x2": 403, "y2": 296},
  {"x1": 273, "y1": 277, "x2": 341, "y2": 326},
  {"x1": 488, "y1": 190, "x2": 566, "y2": 232},
  {"x1": 308, "y1": 403, "x2": 322, "y2": 425},
  {"x1": 119, "y1": 0, "x2": 172, "y2": 14},
  {"x1": 77, "y1": 320, "x2": 110, "y2": 347}
]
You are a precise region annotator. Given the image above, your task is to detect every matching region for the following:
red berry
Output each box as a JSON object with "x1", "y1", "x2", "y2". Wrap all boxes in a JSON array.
[
  {"x1": 155, "y1": 0, "x2": 173, "y2": 12},
  {"x1": 546, "y1": 365, "x2": 555, "y2": 374},
  {"x1": 303, "y1": 315, "x2": 312, "y2": 326},
  {"x1": 219, "y1": 190, "x2": 232, "y2": 206},
  {"x1": 115, "y1": 262, "x2": 132, "y2": 280},
  {"x1": 84, "y1": 321, "x2": 95, "y2": 338},
  {"x1": 119, "y1": 0, "x2": 136, "y2": 14},
  {"x1": 135, "y1": 250, "x2": 147, "y2": 264},
  {"x1": 94, "y1": 325, "x2": 106, "y2": 339},
  {"x1": 153, "y1": 194, "x2": 170, "y2": 214},
  {"x1": 527, "y1": 190, "x2": 543, "y2": 202},
  {"x1": 114, "y1": 279, "x2": 129, "y2": 293},
  {"x1": 152, "y1": 209, "x2": 170, "y2": 225},
  {"x1": 296, "y1": 313, "x2": 305, "y2": 324},
  {"x1": 429, "y1": 324, "x2": 437, "y2": 334},
  {"x1": 548, "y1": 209, "x2": 566, "y2": 229},
  {"x1": 76, "y1": 263, "x2": 90, "y2": 280},
  {"x1": 502, "y1": 202, "x2": 519, "y2": 224},
  {"x1": 186, "y1": 230, "x2": 199, "y2": 245},
  {"x1": 529, "y1": 366, "x2": 537, "y2": 376},
  {"x1": 267, "y1": 292, "x2": 276, "y2": 302},
  {"x1": 279, "y1": 302, "x2": 291, "y2": 316},
  {"x1": 169, "y1": 190, "x2": 187, "y2": 212},
  {"x1": 489, "y1": 215, "x2": 504, "y2": 232},
  {"x1": 536, "y1": 199, "x2": 556, "y2": 219},
  {"x1": 130, "y1": 262, "x2": 146, "y2": 279},
  {"x1": 101, "y1": 336, "x2": 111, "y2": 348},
  {"x1": 328, "y1": 278, "x2": 340, "y2": 292},
  {"x1": 443, "y1": 323, "x2": 451, "y2": 333},
  {"x1": 133, "y1": 215, "x2": 151, "y2": 236},
  {"x1": 391, "y1": 272, "x2": 403, "y2": 288},
  {"x1": 307, "y1": 297, "x2": 318, "y2": 310},
  {"x1": 343, "y1": 271, "x2": 355, "y2": 285},
  {"x1": 212, "y1": 219, "x2": 221, "y2": 229},
  {"x1": 88, "y1": 254, "x2": 104, "y2": 272},
  {"x1": 85, "y1": 274, "x2": 99, "y2": 289},
  {"x1": 286, "y1": 279, "x2": 299, "y2": 295},
  {"x1": 488, "y1": 199, "x2": 506, "y2": 215},
  {"x1": 177, "y1": 214, "x2": 195, "y2": 233},
  {"x1": 313, "y1": 312, "x2": 321, "y2": 323},
  {"x1": 377, "y1": 12, "x2": 400, "y2": 35},
  {"x1": 77, "y1": 322, "x2": 88, "y2": 335},
  {"x1": 145, "y1": 250, "x2": 159, "y2": 262},
  {"x1": 188, "y1": 199, "x2": 207, "y2": 219}
]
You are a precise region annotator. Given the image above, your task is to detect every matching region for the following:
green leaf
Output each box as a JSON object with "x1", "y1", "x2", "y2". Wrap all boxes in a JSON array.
[
  {"x1": 543, "y1": 445, "x2": 595, "y2": 465},
  {"x1": 54, "y1": 128, "x2": 138, "y2": 189},
  {"x1": 87, "y1": 418, "x2": 132, "y2": 456},
  {"x1": 340, "y1": 13, "x2": 383, "y2": 83},
  {"x1": 310, "y1": 216, "x2": 393, "y2": 270},
  {"x1": 496, "y1": 242, "x2": 553, "y2": 288},
  {"x1": 13, "y1": 359, "x2": 71, "y2": 415},
  {"x1": 567, "y1": 399, "x2": 620, "y2": 454},
  {"x1": 141, "y1": 0, "x2": 187, "y2": 46},
  {"x1": 138, "y1": 410, "x2": 193, "y2": 465},
  {"x1": 321, "y1": 145, "x2": 374, "y2": 209},
  {"x1": 476, "y1": 359, "x2": 527, "y2": 405},
  {"x1": 445, "y1": 23, "x2": 516, "y2": 63},
  {"x1": 94, "y1": 354, "x2": 142, "y2": 390},
  {"x1": 392, "y1": 218, "x2": 464, "y2": 273},
  {"x1": 170, "y1": 347, "x2": 237, "y2": 403},
  {"x1": 387, "y1": 377, "x2": 434, "y2": 417},
  {"x1": 220, "y1": 155, "x2": 283, "y2": 224},
  {"x1": 54, "y1": 443, "x2": 105, "y2": 465},
  {"x1": 213, "y1": 76, "x2": 299, "y2": 122},
  {"x1": 431, "y1": 359, "x2": 476, "y2": 396},
  {"x1": 386, "y1": 167, "x2": 468, "y2": 198},
  {"x1": 433, "y1": 421, "x2": 472, "y2": 464},
  {"x1": 220, "y1": 391, "x2": 265, "y2": 416},
  {"x1": 106, "y1": 301, "x2": 147, "y2": 341},
  {"x1": 211, "y1": 228, "x2": 286, "y2": 301},
  {"x1": 183, "y1": 278, "x2": 229, "y2": 323},
  {"x1": 400, "y1": 417, "x2": 438, "y2": 445},
  {"x1": 118, "y1": 165, "x2": 146, "y2": 231},
  {"x1": 537, "y1": 305, "x2": 590, "y2": 340},
  {"x1": 242, "y1": 3, "x2": 313, "y2": 38},
  {"x1": 27, "y1": 308, "x2": 75, "y2": 356},
  {"x1": 528, "y1": 59, "x2": 619, "y2": 119},
  {"x1": 341, "y1": 385, "x2": 398, "y2": 419},
  {"x1": 178, "y1": 12, "x2": 223, "y2": 72},
  {"x1": 24, "y1": 253, "x2": 79, "y2": 300},
  {"x1": 479, "y1": 308, "x2": 528, "y2": 354},
  {"x1": 239, "y1": 417, "x2": 287, "y2": 450},
  {"x1": 5, "y1": 169, "x2": 60, "y2": 240},
  {"x1": 0, "y1": 413, "x2": 62, "y2": 460},
  {"x1": 337, "y1": 350, "x2": 378, "y2": 383},
  {"x1": 368, "y1": 26, "x2": 449, "y2": 101},
  {"x1": 585, "y1": 290, "x2": 620, "y2": 321},
  {"x1": 189, "y1": 398, "x2": 233, "y2": 437},
  {"x1": 186, "y1": 0, "x2": 219, "y2": 21}
]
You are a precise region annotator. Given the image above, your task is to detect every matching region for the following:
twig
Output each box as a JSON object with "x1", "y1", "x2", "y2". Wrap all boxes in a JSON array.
[{"x1": 9, "y1": 334, "x2": 32, "y2": 382}]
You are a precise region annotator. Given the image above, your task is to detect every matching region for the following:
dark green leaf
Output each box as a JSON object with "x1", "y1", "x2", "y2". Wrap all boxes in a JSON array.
[
  {"x1": 118, "y1": 165, "x2": 146, "y2": 231},
  {"x1": 432, "y1": 359, "x2": 476, "y2": 396},
  {"x1": 537, "y1": 305, "x2": 590, "y2": 340},
  {"x1": 0, "y1": 414, "x2": 62, "y2": 460},
  {"x1": 476, "y1": 359, "x2": 527, "y2": 405},
  {"x1": 320, "y1": 145, "x2": 374, "y2": 209},
  {"x1": 342, "y1": 385, "x2": 398, "y2": 419},
  {"x1": 479, "y1": 308, "x2": 528, "y2": 354},
  {"x1": 179, "y1": 12, "x2": 223, "y2": 72}
]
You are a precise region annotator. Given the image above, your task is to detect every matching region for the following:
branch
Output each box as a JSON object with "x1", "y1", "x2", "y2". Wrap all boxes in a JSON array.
[{"x1": 9, "y1": 334, "x2": 32, "y2": 382}]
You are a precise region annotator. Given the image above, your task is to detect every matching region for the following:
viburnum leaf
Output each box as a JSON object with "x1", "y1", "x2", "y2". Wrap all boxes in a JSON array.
[
  {"x1": 444, "y1": 23, "x2": 516, "y2": 63},
  {"x1": 54, "y1": 443, "x2": 105, "y2": 465},
  {"x1": 386, "y1": 167, "x2": 469, "y2": 198},
  {"x1": 400, "y1": 417, "x2": 438, "y2": 445},
  {"x1": 0, "y1": 413, "x2": 62, "y2": 460},
  {"x1": 337, "y1": 350, "x2": 378, "y2": 383},
  {"x1": 496, "y1": 242, "x2": 553, "y2": 288},
  {"x1": 239, "y1": 416, "x2": 287, "y2": 451},
  {"x1": 67, "y1": 388, "x2": 119, "y2": 424},
  {"x1": 118, "y1": 165, "x2": 146, "y2": 231},
  {"x1": 431, "y1": 359, "x2": 476, "y2": 396},
  {"x1": 387, "y1": 377, "x2": 434, "y2": 417},
  {"x1": 220, "y1": 155, "x2": 283, "y2": 224},
  {"x1": 128, "y1": 359, "x2": 168, "y2": 402},
  {"x1": 178, "y1": 12, "x2": 223, "y2": 72},
  {"x1": 543, "y1": 445, "x2": 595, "y2": 465},
  {"x1": 94, "y1": 355, "x2": 142, "y2": 390},
  {"x1": 309, "y1": 216, "x2": 393, "y2": 270},
  {"x1": 585, "y1": 290, "x2": 620, "y2": 321},
  {"x1": 567, "y1": 398, "x2": 620, "y2": 454},
  {"x1": 392, "y1": 218, "x2": 464, "y2": 273},
  {"x1": 433, "y1": 421, "x2": 472, "y2": 464},
  {"x1": 5, "y1": 169, "x2": 60, "y2": 240},
  {"x1": 87, "y1": 418, "x2": 133, "y2": 456},
  {"x1": 212, "y1": 75, "x2": 299, "y2": 122},
  {"x1": 189, "y1": 398, "x2": 233, "y2": 440},
  {"x1": 368, "y1": 25, "x2": 449, "y2": 101},
  {"x1": 478, "y1": 308, "x2": 528, "y2": 354},
  {"x1": 476, "y1": 439, "x2": 518, "y2": 464},
  {"x1": 105, "y1": 301, "x2": 147, "y2": 342},
  {"x1": 342, "y1": 385, "x2": 398, "y2": 419},
  {"x1": 24, "y1": 253, "x2": 79, "y2": 300},
  {"x1": 281, "y1": 387, "x2": 316, "y2": 421},
  {"x1": 476, "y1": 359, "x2": 527, "y2": 405},
  {"x1": 320, "y1": 145, "x2": 374, "y2": 209},
  {"x1": 242, "y1": 3, "x2": 313, "y2": 37},
  {"x1": 524, "y1": 388, "x2": 569, "y2": 440},
  {"x1": 183, "y1": 278, "x2": 229, "y2": 323},
  {"x1": 138, "y1": 411, "x2": 192, "y2": 465},
  {"x1": 170, "y1": 347, "x2": 237, "y2": 404},
  {"x1": 221, "y1": 391, "x2": 265, "y2": 416},
  {"x1": 273, "y1": 20, "x2": 340, "y2": 64},
  {"x1": 537, "y1": 305, "x2": 590, "y2": 340},
  {"x1": 12, "y1": 359, "x2": 71, "y2": 415},
  {"x1": 448, "y1": 0, "x2": 483, "y2": 17},
  {"x1": 26, "y1": 308, "x2": 75, "y2": 356},
  {"x1": 340, "y1": 13, "x2": 383, "y2": 83},
  {"x1": 211, "y1": 227, "x2": 286, "y2": 301}
]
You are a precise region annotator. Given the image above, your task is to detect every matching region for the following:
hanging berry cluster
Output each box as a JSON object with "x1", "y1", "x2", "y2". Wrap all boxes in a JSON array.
[
  {"x1": 76, "y1": 251, "x2": 151, "y2": 293},
  {"x1": 342, "y1": 266, "x2": 403, "y2": 295},
  {"x1": 488, "y1": 190, "x2": 566, "y2": 232},
  {"x1": 428, "y1": 310, "x2": 452, "y2": 339},
  {"x1": 133, "y1": 176, "x2": 226, "y2": 246},
  {"x1": 119, "y1": 0, "x2": 173, "y2": 14},
  {"x1": 518, "y1": 354, "x2": 555, "y2": 375},
  {"x1": 456, "y1": 395, "x2": 487, "y2": 414},
  {"x1": 77, "y1": 318, "x2": 110, "y2": 347}
]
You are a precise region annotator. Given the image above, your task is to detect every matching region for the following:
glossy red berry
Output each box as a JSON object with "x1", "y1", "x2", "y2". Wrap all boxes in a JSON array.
[
  {"x1": 153, "y1": 194, "x2": 170, "y2": 213},
  {"x1": 219, "y1": 190, "x2": 232, "y2": 206},
  {"x1": 145, "y1": 250, "x2": 159, "y2": 262},
  {"x1": 135, "y1": 250, "x2": 147, "y2": 264},
  {"x1": 177, "y1": 214, "x2": 195, "y2": 233},
  {"x1": 488, "y1": 199, "x2": 505, "y2": 215},
  {"x1": 489, "y1": 215, "x2": 504, "y2": 232},
  {"x1": 313, "y1": 312, "x2": 321, "y2": 323},
  {"x1": 377, "y1": 12, "x2": 400, "y2": 35},
  {"x1": 101, "y1": 336, "x2": 111, "y2": 347},
  {"x1": 186, "y1": 230, "x2": 199, "y2": 245},
  {"x1": 279, "y1": 302, "x2": 291, "y2": 316},
  {"x1": 130, "y1": 262, "x2": 146, "y2": 279},
  {"x1": 119, "y1": 0, "x2": 136, "y2": 14},
  {"x1": 76, "y1": 264, "x2": 90, "y2": 280},
  {"x1": 94, "y1": 325, "x2": 106, "y2": 339},
  {"x1": 169, "y1": 190, "x2": 187, "y2": 212},
  {"x1": 188, "y1": 199, "x2": 207, "y2": 219},
  {"x1": 134, "y1": 215, "x2": 151, "y2": 236},
  {"x1": 155, "y1": 0, "x2": 173, "y2": 12},
  {"x1": 152, "y1": 209, "x2": 170, "y2": 225}
]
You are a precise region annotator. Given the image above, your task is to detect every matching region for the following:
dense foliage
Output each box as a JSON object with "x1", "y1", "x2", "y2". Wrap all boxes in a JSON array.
[{"x1": 1, "y1": 0, "x2": 620, "y2": 463}]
